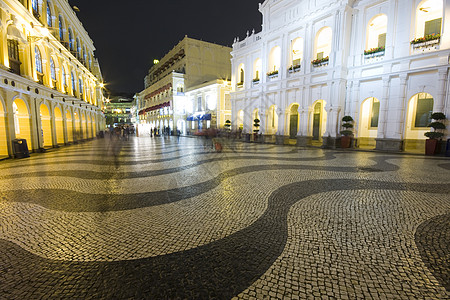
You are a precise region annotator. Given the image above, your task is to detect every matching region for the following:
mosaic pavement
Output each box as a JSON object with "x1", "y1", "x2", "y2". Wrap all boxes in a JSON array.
[{"x1": 0, "y1": 136, "x2": 449, "y2": 299}]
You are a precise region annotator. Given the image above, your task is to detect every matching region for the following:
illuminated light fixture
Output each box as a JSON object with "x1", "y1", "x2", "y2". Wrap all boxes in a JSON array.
[
  {"x1": 99, "y1": 82, "x2": 104, "y2": 88},
  {"x1": 153, "y1": 59, "x2": 160, "y2": 65},
  {"x1": 419, "y1": 7, "x2": 429, "y2": 12}
]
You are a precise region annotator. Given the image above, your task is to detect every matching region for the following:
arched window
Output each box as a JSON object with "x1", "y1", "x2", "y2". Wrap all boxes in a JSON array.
[
  {"x1": 253, "y1": 58, "x2": 261, "y2": 81},
  {"x1": 315, "y1": 27, "x2": 332, "y2": 61},
  {"x1": 89, "y1": 54, "x2": 92, "y2": 70},
  {"x1": 50, "y1": 57, "x2": 56, "y2": 81},
  {"x1": 58, "y1": 16, "x2": 64, "y2": 41},
  {"x1": 71, "y1": 72, "x2": 76, "y2": 94},
  {"x1": 79, "y1": 78, "x2": 84, "y2": 96},
  {"x1": 76, "y1": 38, "x2": 81, "y2": 57},
  {"x1": 68, "y1": 28, "x2": 73, "y2": 50},
  {"x1": 415, "y1": 0, "x2": 443, "y2": 39},
  {"x1": 238, "y1": 64, "x2": 245, "y2": 85},
  {"x1": 35, "y1": 46, "x2": 43, "y2": 73},
  {"x1": 46, "y1": 1, "x2": 52, "y2": 27},
  {"x1": 83, "y1": 47, "x2": 87, "y2": 64},
  {"x1": 268, "y1": 46, "x2": 281, "y2": 73},
  {"x1": 291, "y1": 38, "x2": 304, "y2": 67},
  {"x1": 366, "y1": 15, "x2": 387, "y2": 51},
  {"x1": 32, "y1": 0, "x2": 39, "y2": 17},
  {"x1": 62, "y1": 67, "x2": 67, "y2": 86}
]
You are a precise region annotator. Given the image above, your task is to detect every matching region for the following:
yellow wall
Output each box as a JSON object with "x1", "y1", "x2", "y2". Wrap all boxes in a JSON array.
[
  {"x1": 40, "y1": 105, "x2": 53, "y2": 147},
  {"x1": 0, "y1": 101, "x2": 8, "y2": 156},
  {"x1": 55, "y1": 108, "x2": 64, "y2": 144}
]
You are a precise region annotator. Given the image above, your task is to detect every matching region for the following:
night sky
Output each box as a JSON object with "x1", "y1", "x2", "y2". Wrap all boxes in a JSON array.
[{"x1": 70, "y1": 0, "x2": 263, "y2": 94}]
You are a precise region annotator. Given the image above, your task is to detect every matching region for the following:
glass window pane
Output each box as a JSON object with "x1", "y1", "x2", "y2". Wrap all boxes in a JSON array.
[
  {"x1": 370, "y1": 100, "x2": 380, "y2": 128},
  {"x1": 415, "y1": 94, "x2": 433, "y2": 127},
  {"x1": 425, "y1": 18, "x2": 442, "y2": 36}
]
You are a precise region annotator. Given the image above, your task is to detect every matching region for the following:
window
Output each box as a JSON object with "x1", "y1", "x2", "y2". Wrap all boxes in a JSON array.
[
  {"x1": 415, "y1": 93, "x2": 433, "y2": 127},
  {"x1": 366, "y1": 15, "x2": 388, "y2": 50},
  {"x1": 7, "y1": 39, "x2": 21, "y2": 74},
  {"x1": 50, "y1": 57, "x2": 56, "y2": 80},
  {"x1": 415, "y1": 0, "x2": 443, "y2": 39},
  {"x1": 32, "y1": 0, "x2": 39, "y2": 16},
  {"x1": 62, "y1": 68, "x2": 67, "y2": 86},
  {"x1": 68, "y1": 28, "x2": 73, "y2": 50},
  {"x1": 291, "y1": 38, "x2": 303, "y2": 66},
  {"x1": 370, "y1": 100, "x2": 380, "y2": 128},
  {"x1": 46, "y1": 1, "x2": 52, "y2": 27},
  {"x1": 253, "y1": 58, "x2": 261, "y2": 80},
  {"x1": 240, "y1": 68, "x2": 244, "y2": 83},
  {"x1": 197, "y1": 96, "x2": 202, "y2": 111},
  {"x1": 76, "y1": 38, "x2": 81, "y2": 57},
  {"x1": 35, "y1": 46, "x2": 43, "y2": 73},
  {"x1": 268, "y1": 46, "x2": 281, "y2": 72},
  {"x1": 59, "y1": 16, "x2": 64, "y2": 41},
  {"x1": 424, "y1": 18, "x2": 442, "y2": 35},
  {"x1": 315, "y1": 27, "x2": 332, "y2": 60},
  {"x1": 71, "y1": 73, "x2": 76, "y2": 94}
]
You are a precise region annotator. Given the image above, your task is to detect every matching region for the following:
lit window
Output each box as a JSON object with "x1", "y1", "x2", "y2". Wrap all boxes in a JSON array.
[
  {"x1": 416, "y1": 0, "x2": 443, "y2": 38},
  {"x1": 59, "y1": 16, "x2": 64, "y2": 41},
  {"x1": 315, "y1": 27, "x2": 332, "y2": 59},
  {"x1": 291, "y1": 38, "x2": 303, "y2": 66},
  {"x1": 47, "y1": 1, "x2": 52, "y2": 27},
  {"x1": 35, "y1": 46, "x2": 43, "y2": 73},
  {"x1": 366, "y1": 15, "x2": 388, "y2": 50},
  {"x1": 68, "y1": 28, "x2": 73, "y2": 50},
  {"x1": 50, "y1": 57, "x2": 56, "y2": 80},
  {"x1": 415, "y1": 93, "x2": 434, "y2": 127}
]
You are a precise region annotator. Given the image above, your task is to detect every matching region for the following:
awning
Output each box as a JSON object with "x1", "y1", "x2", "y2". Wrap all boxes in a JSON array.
[{"x1": 200, "y1": 114, "x2": 211, "y2": 120}]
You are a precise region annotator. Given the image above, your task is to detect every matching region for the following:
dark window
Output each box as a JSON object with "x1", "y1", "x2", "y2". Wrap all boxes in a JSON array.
[
  {"x1": 424, "y1": 18, "x2": 442, "y2": 36},
  {"x1": 240, "y1": 68, "x2": 244, "y2": 83},
  {"x1": 68, "y1": 28, "x2": 73, "y2": 50},
  {"x1": 32, "y1": 0, "x2": 39, "y2": 17},
  {"x1": 415, "y1": 93, "x2": 434, "y2": 128},
  {"x1": 370, "y1": 100, "x2": 380, "y2": 128},
  {"x1": 50, "y1": 58, "x2": 56, "y2": 80},
  {"x1": 59, "y1": 16, "x2": 64, "y2": 41},
  {"x1": 7, "y1": 39, "x2": 21, "y2": 75}
]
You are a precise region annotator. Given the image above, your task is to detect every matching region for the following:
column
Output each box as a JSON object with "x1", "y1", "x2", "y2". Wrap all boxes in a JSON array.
[
  {"x1": 377, "y1": 76, "x2": 391, "y2": 139},
  {"x1": 434, "y1": 69, "x2": 448, "y2": 113},
  {"x1": 394, "y1": 74, "x2": 408, "y2": 140}
]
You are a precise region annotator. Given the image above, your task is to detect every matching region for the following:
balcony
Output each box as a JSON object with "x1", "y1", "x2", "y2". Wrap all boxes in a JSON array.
[{"x1": 411, "y1": 35, "x2": 440, "y2": 49}]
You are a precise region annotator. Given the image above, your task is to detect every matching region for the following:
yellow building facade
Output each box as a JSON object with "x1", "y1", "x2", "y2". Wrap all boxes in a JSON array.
[
  {"x1": 137, "y1": 36, "x2": 231, "y2": 135},
  {"x1": 0, "y1": 0, "x2": 105, "y2": 157}
]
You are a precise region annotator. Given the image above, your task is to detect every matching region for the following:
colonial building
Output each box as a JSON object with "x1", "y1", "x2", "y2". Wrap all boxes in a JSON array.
[
  {"x1": 184, "y1": 79, "x2": 231, "y2": 134},
  {"x1": 0, "y1": 0, "x2": 105, "y2": 157},
  {"x1": 136, "y1": 36, "x2": 231, "y2": 135},
  {"x1": 104, "y1": 94, "x2": 135, "y2": 127},
  {"x1": 230, "y1": 0, "x2": 450, "y2": 152}
]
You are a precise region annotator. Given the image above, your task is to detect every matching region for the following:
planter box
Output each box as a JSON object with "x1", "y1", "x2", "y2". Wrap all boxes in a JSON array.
[
  {"x1": 312, "y1": 61, "x2": 329, "y2": 67},
  {"x1": 267, "y1": 74, "x2": 278, "y2": 79},
  {"x1": 412, "y1": 38, "x2": 440, "y2": 49},
  {"x1": 288, "y1": 66, "x2": 301, "y2": 73},
  {"x1": 364, "y1": 51, "x2": 385, "y2": 58},
  {"x1": 425, "y1": 139, "x2": 438, "y2": 155}
]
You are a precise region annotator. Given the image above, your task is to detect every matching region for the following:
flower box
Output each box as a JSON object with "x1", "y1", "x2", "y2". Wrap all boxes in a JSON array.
[
  {"x1": 237, "y1": 82, "x2": 244, "y2": 88},
  {"x1": 288, "y1": 65, "x2": 301, "y2": 73},
  {"x1": 267, "y1": 71, "x2": 279, "y2": 79},
  {"x1": 252, "y1": 78, "x2": 260, "y2": 85},
  {"x1": 411, "y1": 34, "x2": 440, "y2": 48},
  {"x1": 311, "y1": 57, "x2": 329, "y2": 67},
  {"x1": 364, "y1": 51, "x2": 385, "y2": 59},
  {"x1": 411, "y1": 38, "x2": 440, "y2": 49}
]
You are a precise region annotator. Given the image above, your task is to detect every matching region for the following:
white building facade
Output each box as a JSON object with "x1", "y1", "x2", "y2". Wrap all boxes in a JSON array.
[
  {"x1": 184, "y1": 80, "x2": 232, "y2": 134},
  {"x1": 230, "y1": 0, "x2": 450, "y2": 152}
]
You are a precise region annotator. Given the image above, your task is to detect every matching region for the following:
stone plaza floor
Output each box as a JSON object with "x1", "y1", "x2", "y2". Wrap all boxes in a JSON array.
[{"x1": 0, "y1": 136, "x2": 449, "y2": 299}]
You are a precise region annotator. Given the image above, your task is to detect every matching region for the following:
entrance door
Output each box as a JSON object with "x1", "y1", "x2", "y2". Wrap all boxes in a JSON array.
[
  {"x1": 289, "y1": 114, "x2": 298, "y2": 139},
  {"x1": 312, "y1": 102, "x2": 322, "y2": 140}
]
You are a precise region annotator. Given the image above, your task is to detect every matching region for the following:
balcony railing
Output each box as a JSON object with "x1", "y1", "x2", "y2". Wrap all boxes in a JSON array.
[{"x1": 9, "y1": 59, "x2": 21, "y2": 75}]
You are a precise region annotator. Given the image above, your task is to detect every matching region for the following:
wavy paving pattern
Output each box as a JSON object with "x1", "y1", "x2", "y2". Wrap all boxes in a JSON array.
[{"x1": 0, "y1": 137, "x2": 449, "y2": 299}]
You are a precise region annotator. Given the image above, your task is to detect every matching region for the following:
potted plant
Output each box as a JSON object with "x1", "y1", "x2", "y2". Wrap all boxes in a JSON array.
[
  {"x1": 253, "y1": 118, "x2": 260, "y2": 141},
  {"x1": 424, "y1": 112, "x2": 446, "y2": 155},
  {"x1": 340, "y1": 116, "x2": 354, "y2": 148}
]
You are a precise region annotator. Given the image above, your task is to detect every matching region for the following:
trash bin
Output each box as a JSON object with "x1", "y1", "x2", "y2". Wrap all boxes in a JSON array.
[
  {"x1": 12, "y1": 139, "x2": 30, "y2": 159},
  {"x1": 446, "y1": 139, "x2": 450, "y2": 157}
]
